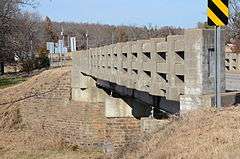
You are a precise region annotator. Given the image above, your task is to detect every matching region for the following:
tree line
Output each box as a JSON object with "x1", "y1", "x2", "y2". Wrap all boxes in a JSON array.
[
  {"x1": 53, "y1": 22, "x2": 184, "y2": 50},
  {"x1": 0, "y1": 0, "x2": 240, "y2": 75},
  {"x1": 0, "y1": 0, "x2": 183, "y2": 74}
]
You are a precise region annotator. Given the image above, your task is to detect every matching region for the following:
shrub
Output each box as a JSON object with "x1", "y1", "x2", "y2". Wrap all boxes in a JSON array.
[
  {"x1": 20, "y1": 47, "x2": 50, "y2": 73},
  {"x1": 20, "y1": 56, "x2": 50, "y2": 73}
]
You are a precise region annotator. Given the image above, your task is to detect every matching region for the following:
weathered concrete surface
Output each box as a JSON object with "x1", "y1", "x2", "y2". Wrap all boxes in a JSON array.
[
  {"x1": 72, "y1": 29, "x2": 226, "y2": 113},
  {"x1": 181, "y1": 29, "x2": 225, "y2": 110},
  {"x1": 225, "y1": 51, "x2": 240, "y2": 73},
  {"x1": 71, "y1": 77, "x2": 107, "y2": 103},
  {"x1": 226, "y1": 73, "x2": 240, "y2": 91},
  {"x1": 71, "y1": 52, "x2": 108, "y2": 103},
  {"x1": 98, "y1": 79, "x2": 179, "y2": 115},
  {"x1": 201, "y1": 92, "x2": 240, "y2": 107},
  {"x1": 104, "y1": 96, "x2": 152, "y2": 118},
  {"x1": 180, "y1": 92, "x2": 240, "y2": 112},
  {"x1": 105, "y1": 96, "x2": 133, "y2": 118}
]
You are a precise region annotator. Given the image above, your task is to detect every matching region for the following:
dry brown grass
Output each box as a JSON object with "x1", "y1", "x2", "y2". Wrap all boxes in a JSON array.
[
  {"x1": 0, "y1": 125, "x2": 104, "y2": 159},
  {"x1": 0, "y1": 67, "x2": 70, "y2": 106},
  {"x1": 0, "y1": 67, "x2": 104, "y2": 159},
  {"x1": 0, "y1": 129, "x2": 103, "y2": 159},
  {"x1": 124, "y1": 107, "x2": 240, "y2": 159},
  {"x1": 2, "y1": 66, "x2": 240, "y2": 159},
  {"x1": 0, "y1": 67, "x2": 71, "y2": 132}
]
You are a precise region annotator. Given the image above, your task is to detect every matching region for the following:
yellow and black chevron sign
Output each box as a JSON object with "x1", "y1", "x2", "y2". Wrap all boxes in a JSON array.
[{"x1": 208, "y1": 0, "x2": 229, "y2": 26}]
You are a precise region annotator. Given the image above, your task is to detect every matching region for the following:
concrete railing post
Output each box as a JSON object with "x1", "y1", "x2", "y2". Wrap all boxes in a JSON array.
[
  {"x1": 180, "y1": 29, "x2": 225, "y2": 111},
  {"x1": 72, "y1": 51, "x2": 107, "y2": 103}
]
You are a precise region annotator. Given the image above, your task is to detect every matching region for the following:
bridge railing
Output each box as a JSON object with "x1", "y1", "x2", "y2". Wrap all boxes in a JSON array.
[
  {"x1": 225, "y1": 52, "x2": 240, "y2": 73},
  {"x1": 73, "y1": 29, "x2": 225, "y2": 110}
]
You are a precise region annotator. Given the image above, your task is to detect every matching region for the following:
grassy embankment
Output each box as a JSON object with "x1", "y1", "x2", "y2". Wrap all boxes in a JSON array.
[{"x1": 0, "y1": 77, "x2": 26, "y2": 89}]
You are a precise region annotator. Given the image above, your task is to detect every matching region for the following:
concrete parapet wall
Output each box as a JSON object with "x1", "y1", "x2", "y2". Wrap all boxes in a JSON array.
[
  {"x1": 226, "y1": 73, "x2": 240, "y2": 91},
  {"x1": 72, "y1": 29, "x2": 226, "y2": 112},
  {"x1": 225, "y1": 52, "x2": 240, "y2": 73}
]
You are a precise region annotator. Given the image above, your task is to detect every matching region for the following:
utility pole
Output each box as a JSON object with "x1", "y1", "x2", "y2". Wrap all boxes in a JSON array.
[
  {"x1": 67, "y1": 35, "x2": 70, "y2": 49},
  {"x1": 131, "y1": 27, "x2": 136, "y2": 41},
  {"x1": 86, "y1": 30, "x2": 89, "y2": 49},
  {"x1": 60, "y1": 26, "x2": 64, "y2": 67},
  {"x1": 112, "y1": 32, "x2": 114, "y2": 44},
  {"x1": 30, "y1": 40, "x2": 33, "y2": 58}
]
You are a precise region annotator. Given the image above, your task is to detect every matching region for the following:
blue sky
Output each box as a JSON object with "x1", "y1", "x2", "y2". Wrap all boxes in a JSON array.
[{"x1": 30, "y1": 0, "x2": 207, "y2": 28}]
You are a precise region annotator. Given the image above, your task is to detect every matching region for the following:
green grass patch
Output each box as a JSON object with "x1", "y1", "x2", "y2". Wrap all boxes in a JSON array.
[{"x1": 0, "y1": 77, "x2": 26, "y2": 89}]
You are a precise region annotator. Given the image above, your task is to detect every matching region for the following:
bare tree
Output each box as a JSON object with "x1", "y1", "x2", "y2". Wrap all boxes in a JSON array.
[
  {"x1": 0, "y1": 0, "x2": 36, "y2": 74},
  {"x1": 0, "y1": 0, "x2": 184, "y2": 75},
  {"x1": 226, "y1": 0, "x2": 240, "y2": 51},
  {"x1": 51, "y1": 21, "x2": 183, "y2": 50},
  {"x1": 44, "y1": 16, "x2": 58, "y2": 43},
  {"x1": 11, "y1": 12, "x2": 44, "y2": 72}
]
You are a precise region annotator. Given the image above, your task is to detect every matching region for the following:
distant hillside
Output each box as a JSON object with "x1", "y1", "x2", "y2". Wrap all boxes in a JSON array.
[{"x1": 52, "y1": 21, "x2": 184, "y2": 49}]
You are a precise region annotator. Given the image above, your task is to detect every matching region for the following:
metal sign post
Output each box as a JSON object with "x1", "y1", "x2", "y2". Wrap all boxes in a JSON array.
[
  {"x1": 215, "y1": 26, "x2": 222, "y2": 108},
  {"x1": 208, "y1": 0, "x2": 229, "y2": 108}
]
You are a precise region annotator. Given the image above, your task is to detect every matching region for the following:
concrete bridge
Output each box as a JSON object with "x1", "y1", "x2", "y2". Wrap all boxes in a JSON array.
[{"x1": 71, "y1": 29, "x2": 229, "y2": 118}]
